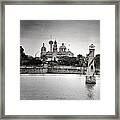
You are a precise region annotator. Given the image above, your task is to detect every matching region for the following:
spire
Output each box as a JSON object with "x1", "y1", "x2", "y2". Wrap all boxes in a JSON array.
[
  {"x1": 49, "y1": 37, "x2": 53, "y2": 52},
  {"x1": 41, "y1": 43, "x2": 46, "y2": 52},
  {"x1": 50, "y1": 35, "x2": 52, "y2": 40},
  {"x1": 68, "y1": 44, "x2": 70, "y2": 50},
  {"x1": 53, "y1": 39, "x2": 57, "y2": 52},
  {"x1": 54, "y1": 40, "x2": 57, "y2": 44}
]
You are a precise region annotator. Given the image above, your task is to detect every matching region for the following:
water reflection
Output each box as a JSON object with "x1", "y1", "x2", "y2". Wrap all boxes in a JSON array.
[
  {"x1": 85, "y1": 84, "x2": 95, "y2": 100},
  {"x1": 21, "y1": 74, "x2": 100, "y2": 100}
]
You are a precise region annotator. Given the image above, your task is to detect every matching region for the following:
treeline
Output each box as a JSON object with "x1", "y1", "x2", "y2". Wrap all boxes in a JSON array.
[
  {"x1": 20, "y1": 46, "x2": 100, "y2": 69},
  {"x1": 20, "y1": 46, "x2": 42, "y2": 66},
  {"x1": 94, "y1": 54, "x2": 100, "y2": 69},
  {"x1": 58, "y1": 55, "x2": 87, "y2": 67}
]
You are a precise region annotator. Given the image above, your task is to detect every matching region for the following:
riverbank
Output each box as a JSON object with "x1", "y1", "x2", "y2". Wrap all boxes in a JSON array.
[
  {"x1": 20, "y1": 66, "x2": 87, "y2": 74},
  {"x1": 20, "y1": 66, "x2": 100, "y2": 75}
]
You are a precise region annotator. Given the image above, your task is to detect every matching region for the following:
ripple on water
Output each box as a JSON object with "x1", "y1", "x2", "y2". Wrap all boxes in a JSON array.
[{"x1": 20, "y1": 74, "x2": 100, "y2": 100}]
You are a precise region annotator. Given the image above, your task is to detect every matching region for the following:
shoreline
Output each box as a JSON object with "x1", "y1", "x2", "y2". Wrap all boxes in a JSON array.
[{"x1": 20, "y1": 66, "x2": 100, "y2": 75}]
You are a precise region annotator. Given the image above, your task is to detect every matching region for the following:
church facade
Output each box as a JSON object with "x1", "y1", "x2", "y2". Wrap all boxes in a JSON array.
[{"x1": 40, "y1": 40, "x2": 74, "y2": 61}]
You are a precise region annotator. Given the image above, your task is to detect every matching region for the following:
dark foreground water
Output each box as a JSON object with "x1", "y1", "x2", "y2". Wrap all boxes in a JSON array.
[{"x1": 20, "y1": 74, "x2": 100, "y2": 100}]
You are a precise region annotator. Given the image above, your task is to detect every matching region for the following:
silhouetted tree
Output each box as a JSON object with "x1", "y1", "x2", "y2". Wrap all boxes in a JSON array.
[
  {"x1": 94, "y1": 54, "x2": 100, "y2": 69},
  {"x1": 58, "y1": 56, "x2": 77, "y2": 66},
  {"x1": 20, "y1": 46, "x2": 42, "y2": 66},
  {"x1": 76, "y1": 54, "x2": 86, "y2": 67}
]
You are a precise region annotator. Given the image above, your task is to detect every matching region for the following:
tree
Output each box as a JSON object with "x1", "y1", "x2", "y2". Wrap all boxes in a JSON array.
[
  {"x1": 20, "y1": 46, "x2": 28, "y2": 66},
  {"x1": 20, "y1": 46, "x2": 26, "y2": 59},
  {"x1": 77, "y1": 54, "x2": 86, "y2": 67},
  {"x1": 58, "y1": 56, "x2": 77, "y2": 66},
  {"x1": 20, "y1": 46, "x2": 42, "y2": 66},
  {"x1": 94, "y1": 54, "x2": 100, "y2": 69}
]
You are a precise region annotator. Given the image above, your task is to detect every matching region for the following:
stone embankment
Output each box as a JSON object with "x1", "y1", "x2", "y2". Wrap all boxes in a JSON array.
[{"x1": 20, "y1": 66, "x2": 87, "y2": 74}]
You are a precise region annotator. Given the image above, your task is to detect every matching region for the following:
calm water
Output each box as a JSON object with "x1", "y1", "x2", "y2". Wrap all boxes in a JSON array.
[{"x1": 20, "y1": 74, "x2": 100, "y2": 100}]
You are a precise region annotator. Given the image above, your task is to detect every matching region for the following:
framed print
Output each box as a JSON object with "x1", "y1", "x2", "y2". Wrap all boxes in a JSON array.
[{"x1": 0, "y1": 0, "x2": 119, "y2": 119}]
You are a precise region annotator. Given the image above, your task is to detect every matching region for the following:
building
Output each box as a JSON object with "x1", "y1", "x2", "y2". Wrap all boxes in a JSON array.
[
  {"x1": 86, "y1": 44, "x2": 95, "y2": 76},
  {"x1": 40, "y1": 39, "x2": 74, "y2": 61}
]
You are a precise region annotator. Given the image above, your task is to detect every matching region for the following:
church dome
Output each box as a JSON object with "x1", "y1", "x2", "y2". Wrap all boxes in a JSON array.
[
  {"x1": 59, "y1": 43, "x2": 66, "y2": 52},
  {"x1": 49, "y1": 40, "x2": 53, "y2": 44},
  {"x1": 54, "y1": 40, "x2": 57, "y2": 44}
]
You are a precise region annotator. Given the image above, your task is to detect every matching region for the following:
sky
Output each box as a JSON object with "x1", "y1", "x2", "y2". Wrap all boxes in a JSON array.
[{"x1": 20, "y1": 20, "x2": 100, "y2": 57}]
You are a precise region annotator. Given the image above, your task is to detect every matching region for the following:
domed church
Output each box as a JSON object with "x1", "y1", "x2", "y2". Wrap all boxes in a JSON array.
[{"x1": 40, "y1": 39, "x2": 74, "y2": 61}]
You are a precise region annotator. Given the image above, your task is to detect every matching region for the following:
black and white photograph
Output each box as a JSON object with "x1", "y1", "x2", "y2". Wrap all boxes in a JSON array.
[{"x1": 20, "y1": 20, "x2": 100, "y2": 100}]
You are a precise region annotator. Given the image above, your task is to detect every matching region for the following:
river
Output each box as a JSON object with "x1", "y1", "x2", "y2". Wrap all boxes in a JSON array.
[{"x1": 20, "y1": 74, "x2": 100, "y2": 100}]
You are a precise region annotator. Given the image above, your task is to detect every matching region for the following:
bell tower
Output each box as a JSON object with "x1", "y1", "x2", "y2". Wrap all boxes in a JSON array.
[
  {"x1": 41, "y1": 43, "x2": 46, "y2": 56},
  {"x1": 52, "y1": 40, "x2": 58, "y2": 61},
  {"x1": 87, "y1": 44, "x2": 95, "y2": 76},
  {"x1": 53, "y1": 40, "x2": 57, "y2": 52}
]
